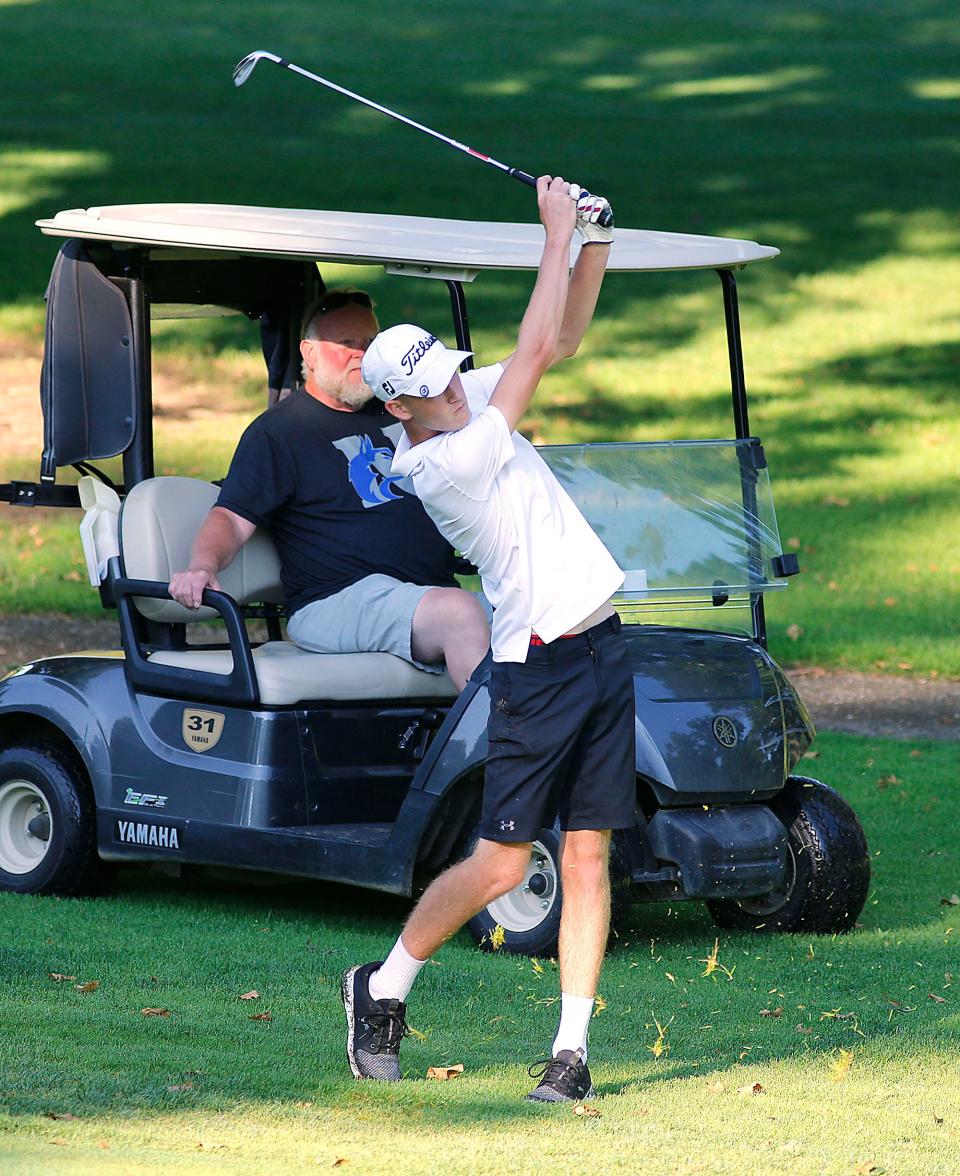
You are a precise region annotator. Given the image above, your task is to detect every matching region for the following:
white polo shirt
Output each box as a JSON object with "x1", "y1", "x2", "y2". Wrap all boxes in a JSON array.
[{"x1": 391, "y1": 364, "x2": 624, "y2": 663}]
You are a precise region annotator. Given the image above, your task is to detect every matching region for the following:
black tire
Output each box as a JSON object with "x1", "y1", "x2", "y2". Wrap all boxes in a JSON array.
[
  {"x1": 707, "y1": 775, "x2": 870, "y2": 934},
  {"x1": 0, "y1": 742, "x2": 108, "y2": 896},
  {"x1": 465, "y1": 826, "x2": 632, "y2": 957}
]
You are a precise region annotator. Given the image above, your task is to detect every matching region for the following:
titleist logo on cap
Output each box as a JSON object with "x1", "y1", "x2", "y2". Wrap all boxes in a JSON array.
[{"x1": 401, "y1": 334, "x2": 437, "y2": 375}]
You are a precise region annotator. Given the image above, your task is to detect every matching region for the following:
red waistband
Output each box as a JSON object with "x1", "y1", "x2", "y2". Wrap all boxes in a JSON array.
[{"x1": 529, "y1": 631, "x2": 579, "y2": 646}]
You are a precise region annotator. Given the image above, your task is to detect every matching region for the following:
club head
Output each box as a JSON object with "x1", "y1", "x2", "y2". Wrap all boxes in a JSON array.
[{"x1": 232, "y1": 50, "x2": 281, "y2": 87}]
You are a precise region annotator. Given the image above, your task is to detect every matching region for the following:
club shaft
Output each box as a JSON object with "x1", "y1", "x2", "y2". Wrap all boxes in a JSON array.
[
  {"x1": 275, "y1": 58, "x2": 533, "y2": 185},
  {"x1": 245, "y1": 53, "x2": 610, "y2": 225}
]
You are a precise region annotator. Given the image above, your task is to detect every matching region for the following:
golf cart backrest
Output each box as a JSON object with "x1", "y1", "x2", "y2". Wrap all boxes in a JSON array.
[
  {"x1": 119, "y1": 477, "x2": 283, "y2": 622},
  {"x1": 40, "y1": 241, "x2": 139, "y2": 479}
]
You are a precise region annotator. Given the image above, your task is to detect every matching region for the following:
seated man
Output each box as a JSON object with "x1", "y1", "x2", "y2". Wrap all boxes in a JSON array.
[{"x1": 168, "y1": 289, "x2": 489, "y2": 691}]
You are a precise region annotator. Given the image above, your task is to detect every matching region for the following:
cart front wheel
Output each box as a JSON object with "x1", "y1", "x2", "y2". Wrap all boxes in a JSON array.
[
  {"x1": 707, "y1": 775, "x2": 869, "y2": 934},
  {"x1": 0, "y1": 743, "x2": 107, "y2": 896}
]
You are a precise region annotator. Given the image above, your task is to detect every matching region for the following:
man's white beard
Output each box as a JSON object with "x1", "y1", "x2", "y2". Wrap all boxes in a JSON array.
[
  {"x1": 335, "y1": 379, "x2": 375, "y2": 409},
  {"x1": 312, "y1": 361, "x2": 375, "y2": 408}
]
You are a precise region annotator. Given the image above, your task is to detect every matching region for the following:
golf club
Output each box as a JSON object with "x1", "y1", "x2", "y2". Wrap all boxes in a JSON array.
[{"x1": 233, "y1": 50, "x2": 613, "y2": 228}]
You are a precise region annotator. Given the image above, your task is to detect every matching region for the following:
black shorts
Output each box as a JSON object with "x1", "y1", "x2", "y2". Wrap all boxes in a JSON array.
[{"x1": 480, "y1": 614, "x2": 637, "y2": 843}]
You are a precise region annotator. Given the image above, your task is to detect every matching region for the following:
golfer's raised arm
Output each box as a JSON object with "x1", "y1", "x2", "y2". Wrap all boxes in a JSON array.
[
  {"x1": 488, "y1": 176, "x2": 577, "y2": 432},
  {"x1": 552, "y1": 192, "x2": 612, "y2": 363}
]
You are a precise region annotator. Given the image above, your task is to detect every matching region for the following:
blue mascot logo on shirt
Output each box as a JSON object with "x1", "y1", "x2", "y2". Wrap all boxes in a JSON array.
[{"x1": 332, "y1": 433, "x2": 409, "y2": 508}]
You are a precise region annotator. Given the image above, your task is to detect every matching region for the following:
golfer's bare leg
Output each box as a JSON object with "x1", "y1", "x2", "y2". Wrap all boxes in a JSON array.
[
  {"x1": 400, "y1": 838, "x2": 530, "y2": 960},
  {"x1": 557, "y1": 829, "x2": 612, "y2": 997},
  {"x1": 411, "y1": 587, "x2": 490, "y2": 692}
]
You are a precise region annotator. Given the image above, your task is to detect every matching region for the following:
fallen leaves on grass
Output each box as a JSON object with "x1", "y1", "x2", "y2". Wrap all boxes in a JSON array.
[
  {"x1": 929, "y1": 992, "x2": 947, "y2": 1003},
  {"x1": 737, "y1": 1082, "x2": 764, "y2": 1096},
  {"x1": 572, "y1": 1103, "x2": 601, "y2": 1118},
  {"x1": 332, "y1": 1160, "x2": 348, "y2": 1168},
  {"x1": 706, "y1": 1080, "x2": 726, "y2": 1094},
  {"x1": 647, "y1": 1016, "x2": 672, "y2": 1058},
  {"x1": 828, "y1": 1049, "x2": 854, "y2": 1082},
  {"x1": 45, "y1": 1112, "x2": 77, "y2": 1121},
  {"x1": 940, "y1": 895, "x2": 960, "y2": 906},
  {"x1": 760, "y1": 1006, "x2": 783, "y2": 1018},
  {"x1": 166, "y1": 1083, "x2": 193, "y2": 1093},
  {"x1": 75, "y1": 981, "x2": 99, "y2": 993},
  {"x1": 592, "y1": 995, "x2": 607, "y2": 1017},
  {"x1": 852, "y1": 1163, "x2": 881, "y2": 1175},
  {"x1": 426, "y1": 1064, "x2": 464, "y2": 1080},
  {"x1": 249, "y1": 1011, "x2": 273, "y2": 1022},
  {"x1": 785, "y1": 623, "x2": 803, "y2": 641},
  {"x1": 48, "y1": 973, "x2": 76, "y2": 982},
  {"x1": 238, "y1": 990, "x2": 260, "y2": 1000},
  {"x1": 700, "y1": 938, "x2": 735, "y2": 980},
  {"x1": 141, "y1": 1008, "x2": 170, "y2": 1017}
]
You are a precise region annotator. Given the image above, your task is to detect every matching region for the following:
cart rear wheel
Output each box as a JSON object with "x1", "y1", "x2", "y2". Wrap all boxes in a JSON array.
[
  {"x1": 466, "y1": 826, "x2": 631, "y2": 957},
  {"x1": 0, "y1": 743, "x2": 107, "y2": 896},
  {"x1": 707, "y1": 776, "x2": 869, "y2": 934}
]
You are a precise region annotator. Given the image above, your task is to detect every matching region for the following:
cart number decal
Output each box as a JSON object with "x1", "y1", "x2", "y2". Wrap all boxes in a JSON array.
[{"x1": 182, "y1": 708, "x2": 225, "y2": 753}]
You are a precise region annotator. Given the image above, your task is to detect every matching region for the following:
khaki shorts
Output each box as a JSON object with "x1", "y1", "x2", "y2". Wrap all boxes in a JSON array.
[{"x1": 287, "y1": 574, "x2": 491, "y2": 674}]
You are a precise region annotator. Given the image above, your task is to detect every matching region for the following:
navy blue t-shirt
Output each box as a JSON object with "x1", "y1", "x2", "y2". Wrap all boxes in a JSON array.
[{"x1": 217, "y1": 391, "x2": 458, "y2": 615}]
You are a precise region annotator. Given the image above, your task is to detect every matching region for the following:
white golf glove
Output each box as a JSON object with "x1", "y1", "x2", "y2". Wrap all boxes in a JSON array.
[{"x1": 570, "y1": 184, "x2": 613, "y2": 243}]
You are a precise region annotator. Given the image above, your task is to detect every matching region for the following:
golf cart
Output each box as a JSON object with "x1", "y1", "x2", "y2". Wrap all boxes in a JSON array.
[{"x1": 0, "y1": 203, "x2": 869, "y2": 955}]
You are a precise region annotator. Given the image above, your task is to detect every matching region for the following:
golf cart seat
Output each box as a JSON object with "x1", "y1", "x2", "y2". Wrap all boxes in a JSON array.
[{"x1": 116, "y1": 476, "x2": 457, "y2": 705}]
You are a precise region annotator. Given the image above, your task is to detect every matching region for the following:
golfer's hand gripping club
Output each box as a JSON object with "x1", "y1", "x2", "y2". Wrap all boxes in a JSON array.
[{"x1": 570, "y1": 184, "x2": 614, "y2": 243}]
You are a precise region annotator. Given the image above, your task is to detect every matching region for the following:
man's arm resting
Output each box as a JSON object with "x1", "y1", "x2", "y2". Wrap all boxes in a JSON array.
[{"x1": 168, "y1": 506, "x2": 256, "y2": 609}]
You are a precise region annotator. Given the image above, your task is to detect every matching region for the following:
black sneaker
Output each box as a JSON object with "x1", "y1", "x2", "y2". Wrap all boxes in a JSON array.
[
  {"x1": 341, "y1": 962, "x2": 408, "y2": 1081},
  {"x1": 525, "y1": 1048, "x2": 596, "y2": 1102}
]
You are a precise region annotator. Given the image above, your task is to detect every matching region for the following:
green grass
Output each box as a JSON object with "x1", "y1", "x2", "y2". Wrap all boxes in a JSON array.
[
  {"x1": 0, "y1": 1, "x2": 958, "y2": 675},
  {"x1": 2, "y1": 732, "x2": 959, "y2": 1173}
]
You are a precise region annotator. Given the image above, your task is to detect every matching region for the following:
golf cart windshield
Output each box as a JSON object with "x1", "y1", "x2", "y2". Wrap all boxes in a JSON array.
[{"x1": 542, "y1": 439, "x2": 789, "y2": 625}]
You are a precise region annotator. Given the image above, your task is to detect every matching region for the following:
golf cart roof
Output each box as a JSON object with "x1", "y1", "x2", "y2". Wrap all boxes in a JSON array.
[{"x1": 37, "y1": 204, "x2": 778, "y2": 276}]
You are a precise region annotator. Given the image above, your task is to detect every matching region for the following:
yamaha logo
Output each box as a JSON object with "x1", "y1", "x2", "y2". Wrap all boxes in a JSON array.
[{"x1": 713, "y1": 716, "x2": 738, "y2": 748}]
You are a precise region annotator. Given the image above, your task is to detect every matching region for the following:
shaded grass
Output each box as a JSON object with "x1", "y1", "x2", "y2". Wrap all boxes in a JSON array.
[{"x1": 1, "y1": 733, "x2": 959, "y2": 1173}]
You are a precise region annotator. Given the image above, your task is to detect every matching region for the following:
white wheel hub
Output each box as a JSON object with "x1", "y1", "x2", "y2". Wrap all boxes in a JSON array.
[
  {"x1": 0, "y1": 779, "x2": 53, "y2": 874},
  {"x1": 486, "y1": 839, "x2": 559, "y2": 933}
]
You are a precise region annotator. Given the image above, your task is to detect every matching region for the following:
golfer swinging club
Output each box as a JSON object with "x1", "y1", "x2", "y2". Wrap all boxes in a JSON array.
[{"x1": 342, "y1": 176, "x2": 635, "y2": 1102}]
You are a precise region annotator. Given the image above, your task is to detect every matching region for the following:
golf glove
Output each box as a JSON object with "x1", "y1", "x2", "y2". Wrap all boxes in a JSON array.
[{"x1": 571, "y1": 184, "x2": 613, "y2": 243}]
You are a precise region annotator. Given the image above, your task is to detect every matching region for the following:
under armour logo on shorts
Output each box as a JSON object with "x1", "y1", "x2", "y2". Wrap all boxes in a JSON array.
[{"x1": 499, "y1": 819, "x2": 515, "y2": 832}]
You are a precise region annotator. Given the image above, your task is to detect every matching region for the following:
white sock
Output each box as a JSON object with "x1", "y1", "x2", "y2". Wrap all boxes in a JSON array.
[
  {"x1": 551, "y1": 992, "x2": 595, "y2": 1060},
  {"x1": 367, "y1": 936, "x2": 427, "y2": 1003}
]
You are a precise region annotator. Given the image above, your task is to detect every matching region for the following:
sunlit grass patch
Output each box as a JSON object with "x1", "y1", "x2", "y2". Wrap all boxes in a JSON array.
[{"x1": 0, "y1": 148, "x2": 108, "y2": 219}]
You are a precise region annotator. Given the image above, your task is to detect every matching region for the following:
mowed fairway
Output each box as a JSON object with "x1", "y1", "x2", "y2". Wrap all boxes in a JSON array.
[
  {"x1": 0, "y1": 0, "x2": 958, "y2": 672},
  {"x1": 2, "y1": 733, "x2": 959, "y2": 1175}
]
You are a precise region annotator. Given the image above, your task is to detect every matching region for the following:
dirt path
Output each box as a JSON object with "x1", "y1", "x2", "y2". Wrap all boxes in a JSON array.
[{"x1": 1, "y1": 615, "x2": 957, "y2": 741}]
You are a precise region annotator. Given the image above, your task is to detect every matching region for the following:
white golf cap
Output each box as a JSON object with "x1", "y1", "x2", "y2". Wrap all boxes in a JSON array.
[{"x1": 362, "y1": 323, "x2": 472, "y2": 403}]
